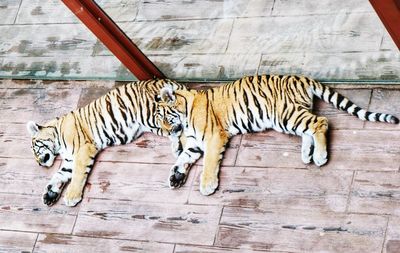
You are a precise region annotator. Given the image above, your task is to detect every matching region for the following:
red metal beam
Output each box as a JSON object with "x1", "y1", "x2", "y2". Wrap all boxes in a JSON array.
[
  {"x1": 61, "y1": 0, "x2": 165, "y2": 80},
  {"x1": 370, "y1": 0, "x2": 400, "y2": 50}
]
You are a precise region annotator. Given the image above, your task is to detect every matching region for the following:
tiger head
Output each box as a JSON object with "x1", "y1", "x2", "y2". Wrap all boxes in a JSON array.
[
  {"x1": 27, "y1": 120, "x2": 59, "y2": 167},
  {"x1": 155, "y1": 85, "x2": 189, "y2": 137}
]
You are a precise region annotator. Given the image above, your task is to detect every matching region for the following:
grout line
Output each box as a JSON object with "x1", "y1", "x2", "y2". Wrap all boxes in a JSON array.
[
  {"x1": 363, "y1": 89, "x2": 374, "y2": 129},
  {"x1": 30, "y1": 233, "x2": 39, "y2": 253},
  {"x1": 270, "y1": 0, "x2": 276, "y2": 16},
  {"x1": 13, "y1": 0, "x2": 23, "y2": 24},
  {"x1": 172, "y1": 243, "x2": 176, "y2": 253},
  {"x1": 233, "y1": 135, "x2": 243, "y2": 166},
  {"x1": 71, "y1": 212, "x2": 79, "y2": 235},
  {"x1": 345, "y1": 170, "x2": 356, "y2": 213},
  {"x1": 223, "y1": 18, "x2": 235, "y2": 54},
  {"x1": 213, "y1": 206, "x2": 224, "y2": 246},
  {"x1": 381, "y1": 216, "x2": 390, "y2": 253}
]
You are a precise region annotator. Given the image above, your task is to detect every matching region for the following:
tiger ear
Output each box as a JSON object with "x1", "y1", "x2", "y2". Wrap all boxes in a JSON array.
[
  {"x1": 160, "y1": 85, "x2": 176, "y2": 104},
  {"x1": 27, "y1": 121, "x2": 41, "y2": 136}
]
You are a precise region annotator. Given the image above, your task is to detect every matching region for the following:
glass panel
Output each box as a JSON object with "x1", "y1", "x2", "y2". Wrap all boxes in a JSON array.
[
  {"x1": 96, "y1": 0, "x2": 400, "y2": 82},
  {"x1": 0, "y1": 0, "x2": 398, "y2": 82}
]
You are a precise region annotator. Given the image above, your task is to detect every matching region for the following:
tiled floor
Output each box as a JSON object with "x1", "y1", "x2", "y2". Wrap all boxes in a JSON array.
[
  {"x1": 0, "y1": 79, "x2": 399, "y2": 252},
  {"x1": 1, "y1": 0, "x2": 400, "y2": 81}
]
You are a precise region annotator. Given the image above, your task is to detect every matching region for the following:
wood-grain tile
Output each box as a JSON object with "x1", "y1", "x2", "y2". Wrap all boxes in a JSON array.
[
  {"x1": 0, "y1": 0, "x2": 21, "y2": 24},
  {"x1": 272, "y1": 0, "x2": 373, "y2": 16},
  {"x1": 236, "y1": 130, "x2": 400, "y2": 171},
  {"x1": 0, "y1": 193, "x2": 76, "y2": 234},
  {"x1": 98, "y1": 133, "x2": 240, "y2": 167},
  {"x1": 217, "y1": 207, "x2": 387, "y2": 252},
  {"x1": 85, "y1": 162, "x2": 196, "y2": 204},
  {"x1": 384, "y1": 217, "x2": 400, "y2": 253},
  {"x1": 17, "y1": 0, "x2": 141, "y2": 24},
  {"x1": 119, "y1": 19, "x2": 233, "y2": 54},
  {"x1": 150, "y1": 53, "x2": 261, "y2": 81},
  {"x1": 258, "y1": 51, "x2": 400, "y2": 80},
  {"x1": 348, "y1": 171, "x2": 400, "y2": 216},
  {"x1": 74, "y1": 198, "x2": 222, "y2": 245},
  {"x1": 0, "y1": 87, "x2": 81, "y2": 123},
  {"x1": 136, "y1": 0, "x2": 274, "y2": 20},
  {"x1": 364, "y1": 89, "x2": 400, "y2": 130},
  {"x1": 34, "y1": 234, "x2": 174, "y2": 253},
  {"x1": 174, "y1": 244, "x2": 276, "y2": 253},
  {"x1": 0, "y1": 157, "x2": 61, "y2": 195},
  {"x1": 227, "y1": 13, "x2": 383, "y2": 54},
  {"x1": 189, "y1": 166, "x2": 352, "y2": 212},
  {"x1": 0, "y1": 230, "x2": 37, "y2": 253}
]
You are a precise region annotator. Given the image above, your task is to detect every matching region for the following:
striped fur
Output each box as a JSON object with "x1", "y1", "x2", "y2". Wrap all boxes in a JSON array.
[
  {"x1": 156, "y1": 75, "x2": 399, "y2": 195},
  {"x1": 27, "y1": 79, "x2": 186, "y2": 206}
]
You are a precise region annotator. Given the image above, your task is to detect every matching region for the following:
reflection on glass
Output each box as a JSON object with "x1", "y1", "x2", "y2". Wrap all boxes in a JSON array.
[{"x1": 94, "y1": 0, "x2": 400, "y2": 81}]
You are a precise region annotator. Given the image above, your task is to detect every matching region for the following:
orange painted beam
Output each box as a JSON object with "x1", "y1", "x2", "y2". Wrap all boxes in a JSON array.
[
  {"x1": 370, "y1": 0, "x2": 400, "y2": 50},
  {"x1": 61, "y1": 0, "x2": 165, "y2": 80}
]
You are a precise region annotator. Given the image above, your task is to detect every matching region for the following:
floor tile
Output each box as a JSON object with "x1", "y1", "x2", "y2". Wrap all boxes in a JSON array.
[{"x1": 0, "y1": 230, "x2": 37, "y2": 253}]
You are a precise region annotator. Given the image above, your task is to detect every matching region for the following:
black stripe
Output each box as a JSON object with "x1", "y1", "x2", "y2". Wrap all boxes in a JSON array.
[{"x1": 61, "y1": 168, "x2": 72, "y2": 173}]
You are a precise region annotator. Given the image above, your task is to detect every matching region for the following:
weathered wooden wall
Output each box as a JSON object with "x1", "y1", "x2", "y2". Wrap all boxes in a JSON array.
[{"x1": 0, "y1": 0, "x2": 399, "y2": 81}]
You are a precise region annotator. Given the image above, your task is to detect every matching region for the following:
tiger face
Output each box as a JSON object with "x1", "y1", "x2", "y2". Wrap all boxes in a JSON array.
[
  {"x1": 155, "y1": 85, "x2": 186, "y2": 136},
  {"x1": 27, "y1": 121, "x2": 58, "y2": 167},
  {"x1": 155, "y1": 104, "x2": 183, "y2": 136}
]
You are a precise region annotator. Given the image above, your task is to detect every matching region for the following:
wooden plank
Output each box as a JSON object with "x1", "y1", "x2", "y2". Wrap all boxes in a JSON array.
[
  {"x1": 384, "y1": 217, "x2": 400, "y2": 253},
  {"x1": 216, "y1": 207, "x2": 387, "y2": 252},
  {"x1": 34, "y1": 234, "x2": 174, "y2": 253},
  {"x1": 272, "y1": 0, "x2": 374, "y2": 16},
  {"x1": 0, "y1": 193, "x2": 77, "y2": 234},
  {"x1": 174, "y1": 244, "x2": 276, "y2": 253},
  {"x1": 16, "y1": 0, "x2": 139, "y2": 24},
  {"x1": 188, "y1": 166, "x2": 353, "y2": 213},
  {"x1": 0, "y1": 87, "x2": 81, "y2": 123},
  {"x1": 0, "y1": 123, "x2": 48, "y2": 158},
  {"x1": 227, "y1": 13, "x2": 384, "y2": 54},
  {"x1": 149, "y1": 53, "x2": 261, "y2": 81},
  {"x1": 74, "y1": 198, "x2": 222, "y2": 245},
  {"x1": 85, "y1": 162, "x2": 197, "y2": 204},
  {"x1": 136, "y1": 0, "x2": 274, "y2": 20},
  {"x1": 0, "y1": 56, "x2": 134, "y2": 80},
  {"x1": 119, "y1": 19, "x2": 233, "y2": 54},
  {"x1": 0, "y1": 24, "x2": 99, "y2": 57},
  {"x1": 364, "y1": 89, "x2": 400, "y2": 130},
  {"x1": 0, "y1": 157, "x2": 61, "y2": 195},
  {"x1": 258, "y1": 51, "x2": 400, "y2": 80},
  {"x1": 236, "y1": 130, "x2": 400, "y2": 171},
  {"x1": 0, "y1": 0, "x2": 21, "y2": 25},
  {"x1": 0, "y1": 230, "x2": 37, "y2": 253},
  {"x1": 348, "y1": 171, "x2": 400, "y2": 216},
  {"x1": 98, "y1": 133, "x2": 240, "y2": 167}
]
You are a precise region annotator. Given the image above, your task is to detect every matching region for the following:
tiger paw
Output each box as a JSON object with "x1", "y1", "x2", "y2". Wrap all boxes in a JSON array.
[
  {"x1": 169, "y1": 166, "x2": 187, "y2": 188},
  {"x1": 313, "y1": 150, "x2": 328, "y2": 167},
  {"x1": 43, "y1": 185, "x2": 60, "y2": 206},
  {"x1": 63, "y1": 188, "x2": 82, "y2": 207},
  {"x1": 200, "y1": 175, "x2": 219, "y2": 196}
]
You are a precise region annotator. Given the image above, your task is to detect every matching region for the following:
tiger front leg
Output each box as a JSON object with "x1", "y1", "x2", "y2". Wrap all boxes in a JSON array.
[
  {"x1": 63, "y1": 144, "x2": 97, "y2": 206},
  {"x1": 43, "y1": 158, "x2": 73, "y2": 206},
  {"x1": 169, "y1": 138, "x2": 202, "y2": 188},
  {"x1": 200, "y1": 134, "x2": 228, "y2": 196},
  {"x1": 169, "y1": 133, "x2": 187, "y2": 158}
]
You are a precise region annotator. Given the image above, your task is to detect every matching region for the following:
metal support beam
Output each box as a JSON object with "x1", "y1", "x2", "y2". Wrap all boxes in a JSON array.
[
  {"x1": 370, "y1": 0, "x2": 400, "y2": 50},
  {"x1": 61, "y1": 0, "x2": 165, "y2": 80}
]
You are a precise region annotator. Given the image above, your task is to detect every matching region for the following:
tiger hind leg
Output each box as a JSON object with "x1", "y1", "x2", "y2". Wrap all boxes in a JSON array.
[
  {"x1": 310, "y1": 116, "x2": 329, "y2": 166},
  {"x1": 301, "y1": 134, "x2": 314, "y2": 164}
]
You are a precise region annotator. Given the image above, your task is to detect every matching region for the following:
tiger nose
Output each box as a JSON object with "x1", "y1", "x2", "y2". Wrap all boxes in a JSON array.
[{"x1": 172, "y1": 125, "x2": 182, "y2": 133}]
